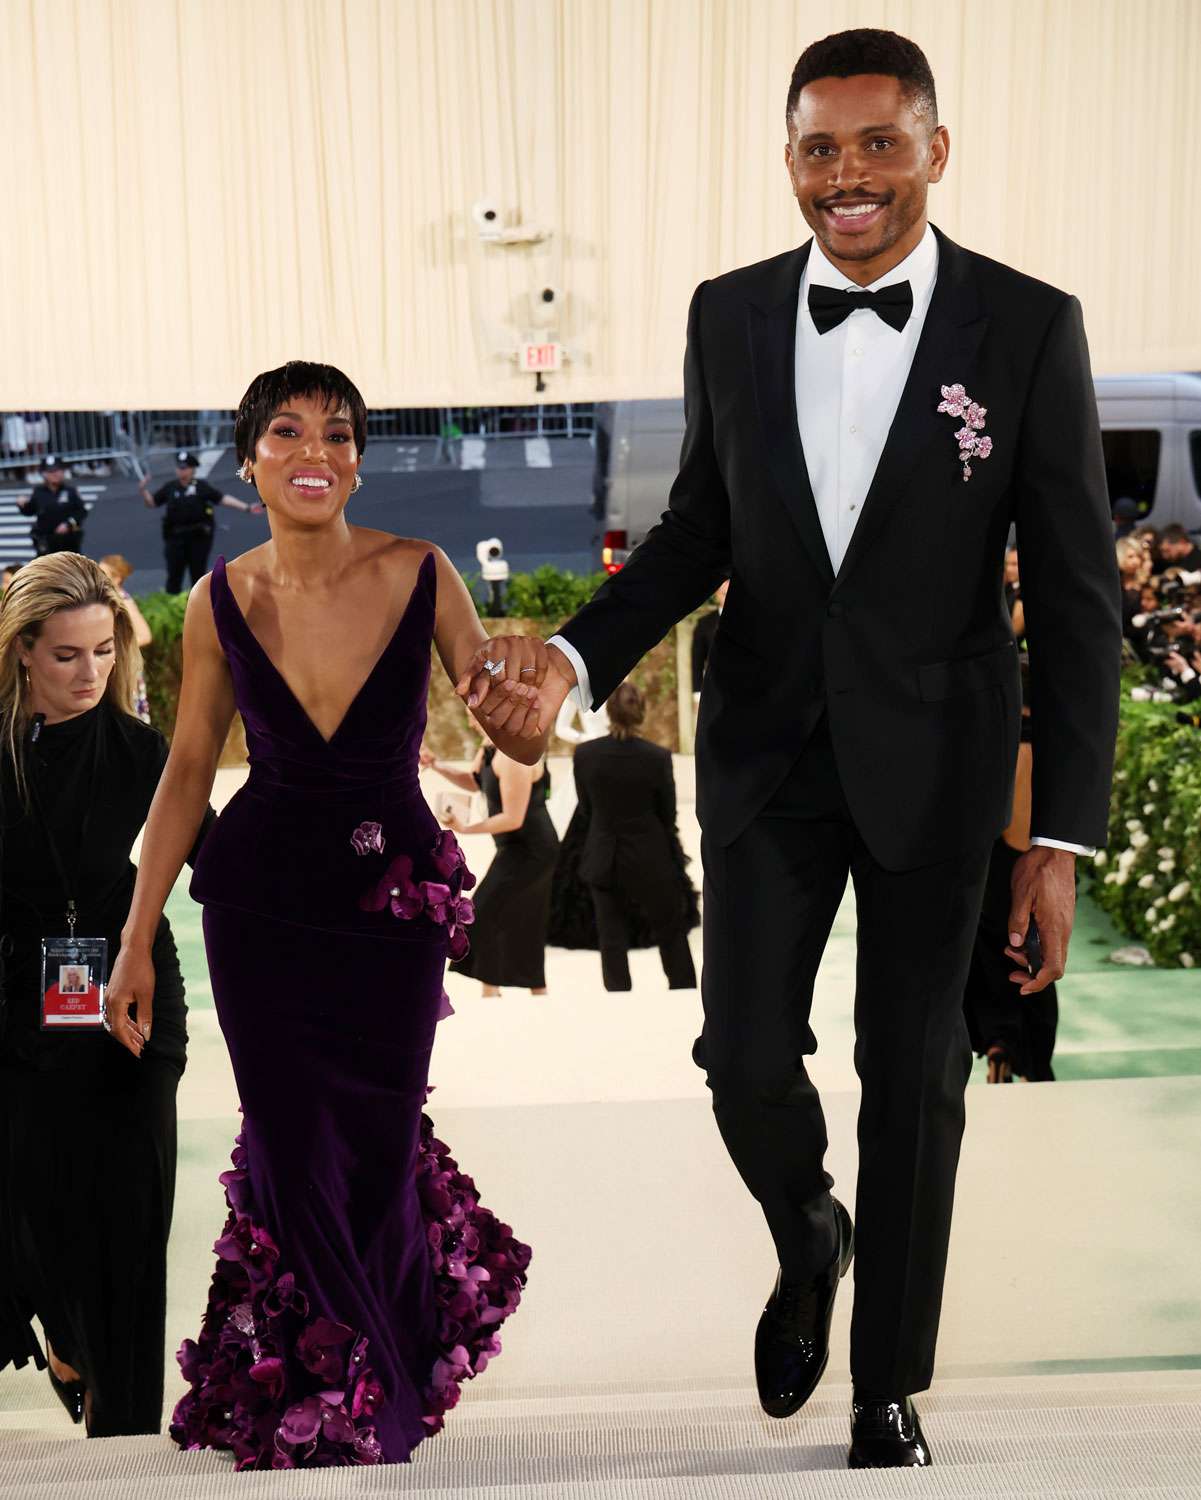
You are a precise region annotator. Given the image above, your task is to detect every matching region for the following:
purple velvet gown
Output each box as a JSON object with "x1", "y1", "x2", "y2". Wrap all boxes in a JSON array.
[{"x1": 171, "y1": 550, "x2": 530, "y2": 1469}]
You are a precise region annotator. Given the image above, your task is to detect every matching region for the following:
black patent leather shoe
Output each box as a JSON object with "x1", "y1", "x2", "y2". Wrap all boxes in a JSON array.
[
  {"x1": 754, "y1": 1197, "x2": 854, "y2": 1418},
  {"x1": 46, "y1": 1345, "x2": 85, "y2": 1425},
  {"x1": 848, "y1": 1394, "x2": 931, "y2": 1468}
]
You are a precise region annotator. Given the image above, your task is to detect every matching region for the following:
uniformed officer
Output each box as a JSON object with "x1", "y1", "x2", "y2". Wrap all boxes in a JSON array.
[
  {"x1": 138, "y1": 450, "x2": 257, "y2": 593},
  {"x1": 17, "y1": 456, "x2": 88, "y2": 556}
]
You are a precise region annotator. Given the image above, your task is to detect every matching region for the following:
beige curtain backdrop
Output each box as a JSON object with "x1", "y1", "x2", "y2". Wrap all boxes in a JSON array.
[{"x1": 0, "y1": 0, "x2": 1197, "y2": 409}]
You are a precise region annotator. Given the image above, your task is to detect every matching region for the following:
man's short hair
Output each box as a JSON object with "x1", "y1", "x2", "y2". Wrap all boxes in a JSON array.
[
  {"x1": 787, "y1": 28, "x2": 938, "y2": 132},
  {"x1": 1160, "y1": 523, "x2": 1190, "y2": 545}
]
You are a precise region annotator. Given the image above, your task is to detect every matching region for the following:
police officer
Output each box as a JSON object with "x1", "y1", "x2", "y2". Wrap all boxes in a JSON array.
[
  {"x1": 17, "y1": 456, "x2": 88, "y2": 556},
  {"x1": 138, "y1": 451, "x2": 257, "y2": 593}
]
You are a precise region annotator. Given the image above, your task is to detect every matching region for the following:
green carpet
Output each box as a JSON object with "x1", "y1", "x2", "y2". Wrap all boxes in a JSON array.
[{"x1": 164, "y1": 872, "x2": 1200, "y2": 1081}]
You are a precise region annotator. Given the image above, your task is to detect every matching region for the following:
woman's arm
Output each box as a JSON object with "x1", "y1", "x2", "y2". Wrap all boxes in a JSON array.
[
  {"x1": 122, "y1": 591, "x2": 153, "y2": 648},
  {"x1": 105, "y1": 576, "x2": 235, "y2": 1056},
  {"x1": 419, "y1": 748, "x2": 480, "y2": 794},
  {"x1": 429, "y1": 546, "x2": 548, "y2": 765},
  {"x1": 456, "y1": 751, "x2": 534, "y2": 835}
]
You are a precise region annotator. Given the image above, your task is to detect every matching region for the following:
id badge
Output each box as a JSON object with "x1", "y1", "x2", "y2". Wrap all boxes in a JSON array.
[{"x1": 40, "y1": 937, "x2": 108, "y2": 1030}]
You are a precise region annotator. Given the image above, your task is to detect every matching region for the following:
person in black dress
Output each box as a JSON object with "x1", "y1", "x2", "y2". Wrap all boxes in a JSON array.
[
  {"x1": 431, "y1": 737, "x2": 558, "y2": 994},
  {"x1": 963, "y1": 657, "x2": 1058, "y2": 1082},
  {"x1": 0, "y1": 553, "x2": 204, "y2": 1436},
  {"x1": 573, "y1": 682, "x2": 697, "y2": 992}
]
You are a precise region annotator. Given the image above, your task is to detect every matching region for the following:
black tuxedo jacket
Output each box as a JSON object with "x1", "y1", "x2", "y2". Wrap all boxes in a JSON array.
[
  {"x1": 573, "y1": 735, "x2": 678, "y2": 887},
  {"x1": 560, "y1": 228, "x2": 1122, "y2": 869}
]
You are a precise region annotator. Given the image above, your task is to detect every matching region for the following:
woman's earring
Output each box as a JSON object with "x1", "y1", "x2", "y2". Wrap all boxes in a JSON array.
[
  {"x1": 237, "y1": 461, "x2": 254, "y2": 485},
  {"x1": 352, "y1": 473, "x2": 363, "y2": 493}
]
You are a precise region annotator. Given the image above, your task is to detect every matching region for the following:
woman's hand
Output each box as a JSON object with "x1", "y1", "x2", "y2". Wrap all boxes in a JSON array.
[
  {"x1": 441, "y1": 807, "x2": 466, "y2": 832},
  {"x1": 455, "y1": 636, "x2": 548, "y2": 739},
  {"x1": 104, "y1": 944, "x2": 156, "y2": 1058},
  {"x1": 419, "y1": 748, "x2": 436, "y2": 769}
]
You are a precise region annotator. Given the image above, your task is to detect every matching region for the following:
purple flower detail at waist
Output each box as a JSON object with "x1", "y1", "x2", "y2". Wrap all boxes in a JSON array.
[
  {"x1": 357, "y1": 829, "x2": 476, "y2": 959},
  {"x1": 350, "y1": 821, "x2": 385, "y2": 856}
]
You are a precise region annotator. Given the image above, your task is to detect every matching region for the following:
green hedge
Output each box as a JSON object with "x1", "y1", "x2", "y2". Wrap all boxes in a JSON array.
[
  {"x1": 135, "y1": 566, "x2": 609, "y2": 641},
  {"x1": 1086, "y1": 684, "x2": 1201, "y2": 969}
]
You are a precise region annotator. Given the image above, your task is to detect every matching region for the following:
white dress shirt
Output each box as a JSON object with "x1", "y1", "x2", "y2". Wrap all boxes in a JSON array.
[
  {"x1": 799, "y1": 223, "x2": 939, "y2": 573},
  {"x1": 551, "y1": 225, "x2": 1091, "y2": 855}
]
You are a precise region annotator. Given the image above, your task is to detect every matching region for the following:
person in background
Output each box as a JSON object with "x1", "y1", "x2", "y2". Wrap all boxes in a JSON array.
[
  {"x1": 138, "y1": 450, "x2": 257, "y2": 594},
  {"x1": 963, "y1": 657, "x2": 1057, "y2": 1082},
  {"x1": 98, "y1": 555, "x2": 153, "y2": 723},
  {"x1": 1003, "y1": 548, "x2": 1025, "y2": 641},
  {"x1": 0, "y1": 553, "x2": 207, "y2": 1436},
  {"x1": 427, "y1": 734, "x2": 558, "y2": 996},
  {"x1": 0, "y1": 564, "x2": 21, "y2": 593},
  {"x1": 1111, "y1": 496, "x2": 1142, "y2": 539},
  {"x1": 1152, "y1": 523, "x2": 1201, "y2": 576},
  {"x1": 17, "y1": 456, "x2": 87, "y2": 556},
  {"x1": 554, "y1": 694, "x2": 609, "y2": 744},
  {"x1": 691, "y1": 579, "x2": 730, "y2": 702},
  {"x1": 572, "y1": 681, "x2": 697, "y2": 992}
]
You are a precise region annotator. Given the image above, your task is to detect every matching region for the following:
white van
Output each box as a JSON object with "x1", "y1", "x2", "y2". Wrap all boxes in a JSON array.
[{"x1": 596, "y1": 373, "x2": 1201, "y2": 570}]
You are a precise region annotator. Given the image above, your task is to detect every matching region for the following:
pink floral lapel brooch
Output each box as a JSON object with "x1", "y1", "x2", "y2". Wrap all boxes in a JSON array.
[{"x1": 937, "y1": 383, "x2": 993, "y2": 482}]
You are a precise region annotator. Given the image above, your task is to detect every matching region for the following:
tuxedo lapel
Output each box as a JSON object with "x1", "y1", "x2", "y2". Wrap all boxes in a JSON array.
[
  {"x1": 832, "y1": 228, "x2": 988, "y2": 591},
  {"x1": 747, "y1": 244, "x2": 836, "y2": 588}
]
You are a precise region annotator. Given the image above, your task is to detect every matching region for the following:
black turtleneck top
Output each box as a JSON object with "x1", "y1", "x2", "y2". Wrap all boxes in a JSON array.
[{"x1": 0, "y1": 701, "x2": 193, "y2": 1071}]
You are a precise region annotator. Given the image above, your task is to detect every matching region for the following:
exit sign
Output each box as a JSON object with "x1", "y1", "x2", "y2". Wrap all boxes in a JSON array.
[{"x1": 520, "y1": 341, "x2": 562, "y2": 374}]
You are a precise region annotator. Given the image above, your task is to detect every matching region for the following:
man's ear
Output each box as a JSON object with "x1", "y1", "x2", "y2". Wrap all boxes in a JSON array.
[{"x1": 928, "y1": 124, "x2": 951, "y2": 185}]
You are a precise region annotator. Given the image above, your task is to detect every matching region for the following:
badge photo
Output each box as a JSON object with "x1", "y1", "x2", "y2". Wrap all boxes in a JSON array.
[{"x1": 40, "y1": 936, "x2": 108, "y2": 1030}]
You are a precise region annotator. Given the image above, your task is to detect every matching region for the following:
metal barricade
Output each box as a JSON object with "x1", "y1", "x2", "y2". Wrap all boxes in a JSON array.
[{"x1": 0, "y1": 403, "x2": 594, "y2": 480}]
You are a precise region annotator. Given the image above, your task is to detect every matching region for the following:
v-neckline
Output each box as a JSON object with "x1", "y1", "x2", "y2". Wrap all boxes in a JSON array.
[{"x1": 217, "y1": 550, "x2": 434, "y2": 747}]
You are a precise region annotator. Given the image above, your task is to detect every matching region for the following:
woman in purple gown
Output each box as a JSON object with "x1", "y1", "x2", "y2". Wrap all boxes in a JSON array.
[{"x1": 105, "y1": 363, "x2": 544, "y2": 1469}]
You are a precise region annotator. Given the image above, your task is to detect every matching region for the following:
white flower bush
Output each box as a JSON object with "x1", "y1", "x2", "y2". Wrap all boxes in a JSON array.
[{"x1": 1086, "y1": 685, "x2": 1201, "y2": 967}]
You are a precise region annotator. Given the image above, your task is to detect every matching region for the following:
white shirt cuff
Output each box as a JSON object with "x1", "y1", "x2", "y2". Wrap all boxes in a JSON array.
[
  {"x1": 547, "y1": 634, "x2": 593, "y2": 713},
  {"x1": 1031, "y1": 836, "x2": 1097, "y2": 857}
]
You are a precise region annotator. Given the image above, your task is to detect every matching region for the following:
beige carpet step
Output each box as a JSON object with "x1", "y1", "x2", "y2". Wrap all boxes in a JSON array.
[
  {"x1": 2, "y1": 1376, "x2": 1199, "y2": 1498},
  {"x1": 3, "y1": 1453, "x2": 1201, "y2": 1500}
]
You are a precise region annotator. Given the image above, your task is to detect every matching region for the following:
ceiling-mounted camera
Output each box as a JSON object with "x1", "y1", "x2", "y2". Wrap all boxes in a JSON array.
[{"x1": 471, "y1": 198, "x2": 502, "y2": 240}]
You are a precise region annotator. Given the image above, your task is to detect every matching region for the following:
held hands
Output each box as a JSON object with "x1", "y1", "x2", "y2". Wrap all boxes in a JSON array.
[
  {"x1": 454, "y1": 638, "x2": 576, "y2": 746},
  {"x1": 103, "y1": 944, "x2": 156, "y2": 1059},
  {"x1": 1005, "y1": 846, "x2": 1077, "y2": 995}
]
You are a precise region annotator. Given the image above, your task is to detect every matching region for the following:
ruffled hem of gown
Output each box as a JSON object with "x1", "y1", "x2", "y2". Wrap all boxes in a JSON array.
[{"x1": 169, "y1": 1114, "x2": 531, "y2": 1469}]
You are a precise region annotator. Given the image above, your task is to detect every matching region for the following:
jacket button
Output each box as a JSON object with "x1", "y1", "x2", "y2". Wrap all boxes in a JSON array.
[{"x1": 827, "y1": 601, "x2": 844, "y2": 618}]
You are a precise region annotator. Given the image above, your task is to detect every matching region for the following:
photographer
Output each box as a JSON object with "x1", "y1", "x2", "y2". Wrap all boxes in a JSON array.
[
  {"x1": 0, "y1": 554, "x2": 209, "y2": 1436},
  {"x1": 1153, "y1": 523, "x2": 1201, "y2": 576}
]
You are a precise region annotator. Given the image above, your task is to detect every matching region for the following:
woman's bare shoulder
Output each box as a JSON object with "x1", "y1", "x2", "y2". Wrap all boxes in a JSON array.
[{"x1": 353, "y1": 529, "x2": 448, "y2": 570}]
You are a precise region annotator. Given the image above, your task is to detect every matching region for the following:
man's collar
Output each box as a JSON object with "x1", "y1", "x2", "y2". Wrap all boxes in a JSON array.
[{"x1": 805, "y1": 221, "x2": 938, "y2": 296}]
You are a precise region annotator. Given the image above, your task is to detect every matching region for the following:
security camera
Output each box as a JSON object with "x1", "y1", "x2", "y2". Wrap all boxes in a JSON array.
[
  {"x1": 475, "y1": 537, "x2": 509, "y2": 582},
  {"x1": 471, "y1": 198, "x2": 502, "y2": 239},
  {"x1": 532, "y1": 286, "x2": 560, "y2": 327},
  {"x1": 476, "y1": 537, "x2": 509, "y2": 616}
]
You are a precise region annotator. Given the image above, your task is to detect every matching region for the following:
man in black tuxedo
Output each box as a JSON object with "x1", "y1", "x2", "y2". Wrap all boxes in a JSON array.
[{"x1": 459, "y1": 27, "x2": 1121, "y2": 1469}]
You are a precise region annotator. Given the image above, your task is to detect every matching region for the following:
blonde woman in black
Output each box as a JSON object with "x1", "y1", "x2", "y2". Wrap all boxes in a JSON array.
[{"x1": 0, "y1": 553, "x2": 205, "y2": 1435}]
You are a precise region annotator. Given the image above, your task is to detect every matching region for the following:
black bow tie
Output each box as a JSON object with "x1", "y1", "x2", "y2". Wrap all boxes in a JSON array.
[{"x1": 807, "y1": 280, "x2": 913, "y2": 335}]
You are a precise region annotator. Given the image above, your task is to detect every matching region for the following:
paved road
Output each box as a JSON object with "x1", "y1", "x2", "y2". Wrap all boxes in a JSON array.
[{"x1": 0, "y1": 438, "x2": 602, "y2": 592}]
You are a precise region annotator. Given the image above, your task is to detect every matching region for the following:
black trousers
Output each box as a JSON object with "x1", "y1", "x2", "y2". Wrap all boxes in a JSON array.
[
  {"x1": 164, "y1": 530, "x2": 213, "y2": 594},
  {"x1": 588, "y1": 877, "x2": 697, "y2": 991},
  {"x1": 694, "y1": 714, "x2": 991, "y2": 1395}
]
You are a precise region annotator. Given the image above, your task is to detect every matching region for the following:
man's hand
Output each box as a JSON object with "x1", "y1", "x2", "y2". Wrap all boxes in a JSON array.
[
  {"x1": 454, "y1": 638, "x2": 577, "y2": 739},
  {"x1": 1005, "y1": 846, "x2": 1077, "y2": 995}
]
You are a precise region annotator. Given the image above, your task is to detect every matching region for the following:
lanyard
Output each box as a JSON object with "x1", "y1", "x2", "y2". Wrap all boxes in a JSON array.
[{"x1": 27, "y1": 710, "x2": 103, "y2": 937}]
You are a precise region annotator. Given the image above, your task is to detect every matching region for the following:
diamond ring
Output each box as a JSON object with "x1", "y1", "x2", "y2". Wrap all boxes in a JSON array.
[{"x1": 483, "y1": 658, "x2": 506, "y2": 678}]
